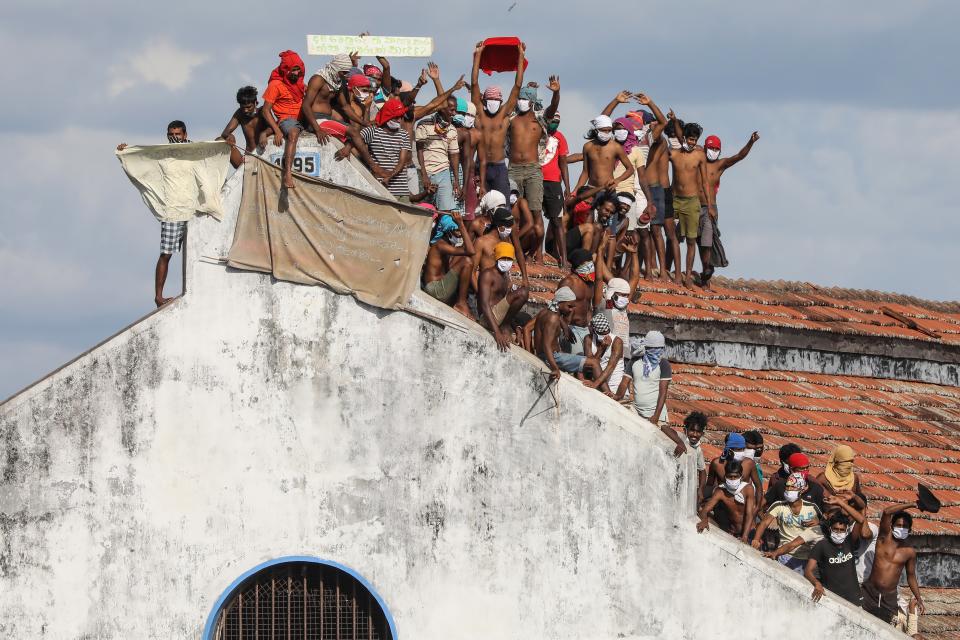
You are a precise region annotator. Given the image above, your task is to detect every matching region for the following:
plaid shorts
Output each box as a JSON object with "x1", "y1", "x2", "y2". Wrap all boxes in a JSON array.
[{"x1": 160, "y1": 221, "x2": 186, "y2": 254}]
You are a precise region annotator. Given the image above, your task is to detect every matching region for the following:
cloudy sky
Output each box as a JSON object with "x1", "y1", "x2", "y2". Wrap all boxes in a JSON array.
[{"x1": 2, "y1": 1, "x2": 959, "y2": 399}]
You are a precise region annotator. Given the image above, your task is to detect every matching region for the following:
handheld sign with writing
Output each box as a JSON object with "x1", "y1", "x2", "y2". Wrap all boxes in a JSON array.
[{"x1": 307, "y1": 35, "x2": 433, "y2": 57}]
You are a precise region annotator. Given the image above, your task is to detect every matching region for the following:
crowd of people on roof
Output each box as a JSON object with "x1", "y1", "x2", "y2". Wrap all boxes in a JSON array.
[
  {"x1": 118, "y1": 40, "x2": 941, "y2": 634},
  {"x1": 686, "y1": 417, "x2": 938, "y2": 636}
]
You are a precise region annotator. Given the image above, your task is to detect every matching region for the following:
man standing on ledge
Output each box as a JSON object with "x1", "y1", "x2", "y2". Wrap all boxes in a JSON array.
[
  {"x1": 862, "y1": 501, "x2": 925, "y2": 623},
  {"x1": 117, "y1": 120, "x2": 191, "y2": 307},
  {"x1": 471, "y1": 41, "x2": 526, "y2": 199},
  {"x1": 668, "y1": 121, "x2": 714, "y2": 288}
]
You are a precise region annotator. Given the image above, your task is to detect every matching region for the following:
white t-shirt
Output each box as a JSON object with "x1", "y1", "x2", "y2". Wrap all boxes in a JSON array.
[
  {"x1": 855, "y1": 522, "x2": 880, "y2": 584},
  {"x1": 633, "y1": 358, "x2": 672, "y2": 423}
]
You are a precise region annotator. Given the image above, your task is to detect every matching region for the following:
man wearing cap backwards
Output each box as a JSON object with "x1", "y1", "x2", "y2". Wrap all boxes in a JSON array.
[
  {"x1": 533, "y1": 286, "x2": 591, "y2": 381},
  {"x1": 471, "y1": 41, "x2": 526, "y2": 199},
  {"x1": 668, "y1": 121, "x2": 715, "y2": 288},
  {"x1": 698, "y1": 131, "x2": 760, "y2": 289},
  {"x1": 862, "y1": 499, "x2": 927, "y2": 622},
  {"x1": 478, "y1": 242, "x2": 529, "y2": 351},
  {"x1": 506, "y1": 76, "x2": 560, "y2": 258},
  {"x1": 632, "y1": 330, "x2": 687, "y2": 457},
  {"x1": 422, "y1": 213, "x2": 476, "y2": 318},
  {"x1": 471, "y1": 206, "x2": 529, "y2": 291}
]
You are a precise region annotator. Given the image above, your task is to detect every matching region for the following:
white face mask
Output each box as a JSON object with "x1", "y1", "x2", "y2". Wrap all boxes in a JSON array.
[
  {"x1": 782, "y1": 462, "x2": 790, "y2": 474},
  {"x1": 830, "y1": 530, "x2": 849, "y2": 545},
  {"x1": 743, "y1": 448, "x2": 756, "y2": 460},
  {"x1": 596, "y1": 130, "x2": 613, "y2": 143},
  {"x1": 516, "y1": 99, "x2": 531, "y2": 113},
  {"x1": 498, "y1": 226, "x2": 512, "y2": 239},
  {"x1": 892, "y1": 527, "x2": 910, "y2": 540},
  {"x1": 509, "y1": 194, "x2": 518, "y2": 205},
  {"x1": 448, "y1": 234, "x2": 464, "y2": 248},
  {"x1": 496, "y1": 259, "x2": 514, "y2": 273},
  {"x1": 485, "y1": 99, "x2": 501, "y2": 114},
  {"x1": 385, "y1": 119, "x2": 401, "y2": 131},
  {"x1": 706, "y1": 148, "x2": 720, "y2": 161},
  {"x1": 681, "y1": 141, "x2": 694, "y2": 152},
  {"x1": 613, "y1": 295, "x2": 629, "y2": 310},
  {"x1": 668, "y1": 137, "x2": 681, "y2": 150},
  {"x1": 783, "y1": 490, "x2": 800, "y2": 503},
  {"x1": 463, "y1": 114, "x2": 476, "y2": 128},
  {"x1": 724, "y1": 478, "x2": 743, "y2": 491},
  {"x1": 732, "y1": 450, "x2": 747, "y2": 461},
  {"x1": 614, "y1": 129, "x2": 629, "y2": 143}
]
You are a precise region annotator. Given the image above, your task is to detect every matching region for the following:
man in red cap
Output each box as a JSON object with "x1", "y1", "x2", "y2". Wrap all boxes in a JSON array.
[
  {"x1": 262, "y1": 50, "x2": 307, "y2": 188},
  {"x1": 699, "y1": 131, "x2": 760, "y2": 288},
  {"x1": 470, "y1": 40, "x2": 526, "y2": 200},
  {"x1": 353, "y1": 98, "x2": 412, "y2": 202}
]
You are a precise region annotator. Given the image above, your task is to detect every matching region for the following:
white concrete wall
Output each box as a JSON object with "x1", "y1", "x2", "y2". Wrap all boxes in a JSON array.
[{"x1": 0, "y1": 143, "x2": 903, "y2": 640}]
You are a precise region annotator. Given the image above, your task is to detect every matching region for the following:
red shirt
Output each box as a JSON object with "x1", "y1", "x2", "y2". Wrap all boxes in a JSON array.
[{"x1": 540, "y1": 131, "x2": 568, "y2": 183}]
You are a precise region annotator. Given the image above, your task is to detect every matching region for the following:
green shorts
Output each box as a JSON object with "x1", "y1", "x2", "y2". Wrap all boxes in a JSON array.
[
  {"x1": 423, "y1": 268, "x2": 460, "y2": 302},
  {"x1": 507, "y1": 162, "x2": 544, "y2": 213},
  {"x1": 674, "y1": 195, "x2": 701, "y2": 239}
]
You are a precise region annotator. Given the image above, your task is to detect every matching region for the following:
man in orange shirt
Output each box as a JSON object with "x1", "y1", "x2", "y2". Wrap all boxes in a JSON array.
[{"x1": 261, "y1": 50, "x2": 307, "y2": 188}]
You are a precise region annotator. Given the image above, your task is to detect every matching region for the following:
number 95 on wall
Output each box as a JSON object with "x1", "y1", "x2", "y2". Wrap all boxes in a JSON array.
[{"x1": 268, "y1": 152, "x2": 320, "y2": 177}]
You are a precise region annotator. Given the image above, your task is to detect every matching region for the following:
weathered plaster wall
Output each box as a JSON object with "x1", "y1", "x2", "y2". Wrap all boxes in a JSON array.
[{"x1": 0, "y1": 145, "x2": 902, "y2": 639}]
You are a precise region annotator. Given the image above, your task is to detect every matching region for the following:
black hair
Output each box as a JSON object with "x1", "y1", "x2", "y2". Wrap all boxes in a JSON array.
[
  {"x1": 568, "y1": 248, "x2": 592, "y2": 268},
  {"x1": 724, "y1": 459, "x2": 743, "y2": 477},
  {"x1": 593, "y1": 191, "x2": 619, "y2": 211},
  {"x1": 616, "y1": 191, "x2": 636, "y2": 203},
  {"x1": 167, "y1": 120, "x2": 186, "y2": 131},
  {"x1": 893, "y1": 511, "x2": 914, "y2": 530},
  {"x1": 666, "y1": 119, "x2": 684, "y2": 138},
  {"x1": 684, "y1": 411, "x2": 708, "y2": 431},
  {"x1": 828, "y1": 511, "x2": 852, "y2": 528},
  {"x1": 236, "y1": 86, "x2": 258, "y2": 104},
  {"x1": 744, "y1": 430, "x2": 764, "y2": 446},
  {"x1": 779, "y1": 443, "x2": 802, "y2": 464},
  {"x1": 683, "y1": 122, "x2": 703, "y2": 139}
]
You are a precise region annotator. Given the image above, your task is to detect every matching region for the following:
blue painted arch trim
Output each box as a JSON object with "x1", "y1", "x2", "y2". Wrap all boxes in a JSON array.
[{"x1": 202, "y1": 555, "x2": 398, "y2": 640}]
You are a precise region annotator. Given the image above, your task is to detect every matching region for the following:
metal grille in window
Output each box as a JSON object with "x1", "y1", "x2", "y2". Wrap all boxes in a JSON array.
[{"x1": 214, "y1": 562, "x2": 392, "y2": 640}]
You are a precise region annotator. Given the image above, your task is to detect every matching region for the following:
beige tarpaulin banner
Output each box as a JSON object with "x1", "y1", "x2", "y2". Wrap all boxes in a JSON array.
[
  {"x1": 116, "y1": 141, "x2": 231, "y2": 222},
  {"x1": 227, "y1": 154, "x2": 433, "y2": 310}
]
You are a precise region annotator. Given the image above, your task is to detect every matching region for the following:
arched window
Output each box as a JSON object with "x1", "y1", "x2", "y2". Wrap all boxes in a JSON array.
[{"x1": 208, "y1": 558, "x2": 395, "y2": 640}]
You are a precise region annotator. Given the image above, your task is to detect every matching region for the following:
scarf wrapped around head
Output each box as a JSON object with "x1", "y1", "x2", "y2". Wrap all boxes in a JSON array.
[
  {"x1": 824, "y1": 444, "x2": 856, "y2": 491},
  {"x1": 549, "y1": 285, "x2": 577, "y2": 311},
  {"x1": 591, "y1": 312, "x2": 611, "y2": 336},
  {"x1": 430, "y1": 214, "x2": 459, "y2": 245},
  {"x1": 316, "y1": 53, "x2": 353, "y2": 91},
  {"x1": 482, "y1": 86, "x2": 503, "y2": 101},
  {"x1": 376, "y1": 98, "x2": 407, "y2": 126},
  {"x1": 641, "y1": 346, "x2": 665, "y2": 377},
  {"x1": 269, "y1": 50, "x2": 306, "y2": 102},
  {"x1": 615, "y1": 117, "x2": 639, "y2": 155}
]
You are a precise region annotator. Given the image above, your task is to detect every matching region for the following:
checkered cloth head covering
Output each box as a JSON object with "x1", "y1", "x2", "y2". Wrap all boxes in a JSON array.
[{"x1": 591, "y1": 312, "x2": 611, "y2": 335}]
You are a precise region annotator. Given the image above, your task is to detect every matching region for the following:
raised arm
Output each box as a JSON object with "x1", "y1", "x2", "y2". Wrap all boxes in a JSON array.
[
  {"x1": 414, "y1": 75, "x2": 466, "y2": 119},
  {"x1": 427, "y1": 61, "x2": 444, "y2": 95},
  {"x1": 470, "y1": 42, "x2": 484, "y2": 110},
  {"x1": 593, "y1": 239, "x2": 609, "y2": 308},
  {"x1": 878, "y1": 501, "x2": 917, "y2": 538},
  {"x1": 823, "y1": 494, "x2": 871, "y2": 541},
  {"x1": 501, "y1": 43, "x2": 526, "y2": 115},
  {"x1": 636, "y1": 93, "x2": 667, "y2": 138},
  {"x1": 601, "y1": 91, "x2": 632, "y2": 117},
  {"x1": 721, "y1": 131, "x2": 760, "y2": 170},
  {"x1": 544, "y1": 75, "x2": 561, "y2": 121},
  {"x1": 376, "y1": 56, "x2": 393, "y2": 95}
]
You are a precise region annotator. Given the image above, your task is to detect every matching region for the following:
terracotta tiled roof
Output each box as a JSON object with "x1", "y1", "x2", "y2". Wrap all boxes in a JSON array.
[
  {"x1": 518, "y1": 262, "x2": 960, "y2": 344},
  {"x1": 900, "y1": 587, "x2": 960, "y2": 639},
  {"x1": 666, "y1": 364, "x2": 960, "y2": 535}
]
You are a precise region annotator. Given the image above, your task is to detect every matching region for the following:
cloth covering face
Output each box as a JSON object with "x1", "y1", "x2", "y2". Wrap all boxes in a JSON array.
[
  {"x1": 117, "y1": 141, "x2": 231, "y2": 222},
  {"x1": 269, "y1": 50, "x2": 306, "y2": 102},
  {"x1": 825, "y1": 444, "x2": 856, "y2": 491},
  {"x1": 227, "y1": 154, "x2": 433, "y2": 310},
  {"x1": 316, "y1": 54, "x2": 353, "y2": 91}
]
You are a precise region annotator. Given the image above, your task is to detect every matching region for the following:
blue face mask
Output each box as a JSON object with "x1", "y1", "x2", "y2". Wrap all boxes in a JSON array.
[{"x1": 452, "y1": 114, "x2": 466, "y2": 127}]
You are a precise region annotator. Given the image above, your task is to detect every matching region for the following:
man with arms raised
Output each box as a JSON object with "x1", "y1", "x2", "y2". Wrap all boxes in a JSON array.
[
  {"x1": 478, "y1": 242, "x2": 529, "y2": 351},
  {"x1": 669, "y1": 121, "x2": 715, "y2": 287},
  {"x1": 471, "y1": 41, "x2": 526, "y2": 199},
  {"x1": 862, "y1": 501, "x2": 926, "y2": 622},
  {"x1": 698, "y1": 131, "x2": 759, "y2": 289}
]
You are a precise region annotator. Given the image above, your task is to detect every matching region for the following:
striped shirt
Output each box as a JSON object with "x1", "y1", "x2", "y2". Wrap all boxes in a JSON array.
[{"x1": 360, "y1": 126, "x2": 410, "y2": 197}]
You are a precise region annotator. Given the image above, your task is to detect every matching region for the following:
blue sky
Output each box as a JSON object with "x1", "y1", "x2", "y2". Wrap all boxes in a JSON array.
[{"x1": 2, "y1": 0, "x2": 959, "y2": 398}]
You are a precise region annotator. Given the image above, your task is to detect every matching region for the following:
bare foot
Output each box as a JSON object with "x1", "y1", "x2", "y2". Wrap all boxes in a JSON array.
[
  {"x1": 631, "y1": 289, "x2": 643, "y2": 304},
  {"x1": 672, "y1": 272, "x2": 682, "y2": 285},
  {"x1": 283, "y1": 174, "x2": 296, "y2": 189},
  {"x1": 155, "y1": 296, "x2": 173, "y2": 308},
  {"x1": 453, "y1": 302, "x2": 473, "y2": 319},
  {"x1": 682, "y1": 274, "x2": 693, "y2": 289}
]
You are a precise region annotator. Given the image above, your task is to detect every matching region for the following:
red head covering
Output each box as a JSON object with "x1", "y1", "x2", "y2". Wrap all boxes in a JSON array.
[
  {"x1": 376, "y1": 98, "x2": 407, "y2": 126},
  {"x1": 787, "y1": 452, "x2": 810, "y2": 472},
  {"x1": 348, "y1": 74, "x2": 371, "y2": 91},
  {"x1": 269, "y1": 50, "x2": 306, "y2": 102},
  {"x1": 705, "y1": 135, "x2": 721, "y2": 150},
  {"x1": 362, "y1": 64, "x2": 382, "y2": 79}
]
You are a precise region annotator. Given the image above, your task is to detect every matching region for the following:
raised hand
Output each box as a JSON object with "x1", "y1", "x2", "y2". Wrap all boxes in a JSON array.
[
  {"x1": 427, "y1": 62, "x2": 440, "y2": 80},
  {"x1": 349, "y1": 51, "x2": 360, "y2": 67},
  {"x1": 750, "y1": 131, "x2": 760, "y2": 142},
  {"x1": 667, "y1": 108, "x2": 676, "y2": 120},
  {"x1": 635, "y1": 92, "x2": 651, "y2": 105},
  {"x1": 419, "y1": 68, "x2": 429, "y2": 85},
  {"x1": 616, "y1": 90, "x2": 632, "y2": 104},
  {"x1": 453, "y1": 74, "x2": 466, "y2": 91},
  {"x1": 548, "y1": 75, "x2": 560, "y2": 92}
]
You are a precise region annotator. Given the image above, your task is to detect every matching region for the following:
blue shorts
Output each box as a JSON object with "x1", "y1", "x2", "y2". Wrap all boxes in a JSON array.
[
  {"x1": 278, "y1": 118, "x2": 303, "y2": 135},
  {"x1": 485, "y1": 161, "x2": 510, "y2": 200},
  {"x1": 541, "y1": 352, "x2": 586, "y2": 373},
  {"x1": 649, "y1": 185, "x2": 666, "y2": 226},
  {"x1": 429, "y1": 168, "x2": 458, "y2": 211}
]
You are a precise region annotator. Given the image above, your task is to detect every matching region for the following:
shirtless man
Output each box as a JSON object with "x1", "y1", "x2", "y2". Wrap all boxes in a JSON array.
[
  {"x1": 705, "y1": 432, "x2": 762, "y2": 512},
  {"x1": 507, "y1": 77, "x2": 560, "y2": 258},
  {"x1": 218, "y1": 86, "x2": 269, "y2": 168},
  {"x1": 452, "y1": 97, "x2": 477, "y2": 216},
  {"x1": 471, "y1": 41, "x2": 525, "y2": 199},
  {"x1": 698, "y1": 131, "x2": 759, "y2": 288},
  {"x1": 863, "y1": 502, "x2": 925, "y2": 622},
  {"x1": 467, "y1": 190, "x2": 506, "y2": 239},
  {"x1": 301, "y1": 53, "x2": 353, "y2": 143},
  {"x1": 557, "y1": 248, "x2": 597, "y2": 354},
  {"x1": 422, "y1": 213, "x2": 476, "y2": 318},
  {"x1": 509, "y1": 179, "x2": 537, "y2": 258},
  {"x1": 478, "y1": 242, "x2": 529, "y2": 351},
  {"x1": 534, "y1": 286, "x2": 587, "y2": 380},
  {"x1": 644, "y1": 107, "x2": 682, "y2": 284},
  {"x1": 573, "y1": 115, "x2": 634, "y2": 195},
  {"x1": 471, "y1": 206, "x2": 529, "y2": 291},
  {"x1": 669, "y1": 121, "x2": 715, "y2": 287},
  {"x1": 697, "y1": 459, "x2": 757, "y2": 542}
]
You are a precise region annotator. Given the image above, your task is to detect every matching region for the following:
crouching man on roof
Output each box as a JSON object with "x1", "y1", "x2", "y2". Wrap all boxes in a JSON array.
[
  {"x1": 477, "y1": 242, "x2": 529, "y2": 351},
  {"x1": 533, "y1": 286, "x2": 596, "y2": 381},
  {"x1": 117, "y1": 120, "x2": 191, "y2": 307},
  {"x1": 423, "y1": 213, "x2": 475, "y2": 318},
  {"x1": 261, "y1": 50, "x2": 307, "y2": 189}
]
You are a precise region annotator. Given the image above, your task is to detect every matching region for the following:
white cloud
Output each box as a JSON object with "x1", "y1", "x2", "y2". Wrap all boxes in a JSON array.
[{"x1": 108, "y1": 38, "x2": 208, "y2": 97}]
